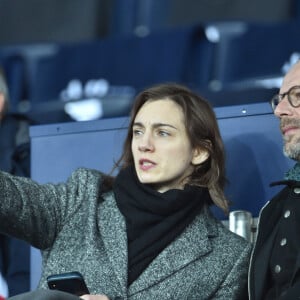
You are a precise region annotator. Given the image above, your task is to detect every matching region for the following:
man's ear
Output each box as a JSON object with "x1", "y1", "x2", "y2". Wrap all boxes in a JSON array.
[{"x1": 191, "y1": 147, "x2": 210, "y2": 165}]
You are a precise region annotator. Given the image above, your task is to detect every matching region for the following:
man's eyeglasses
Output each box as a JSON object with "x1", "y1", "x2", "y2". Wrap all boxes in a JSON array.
[{"x1": 270, "y1": 85, "x2": 300, "y2": 111}]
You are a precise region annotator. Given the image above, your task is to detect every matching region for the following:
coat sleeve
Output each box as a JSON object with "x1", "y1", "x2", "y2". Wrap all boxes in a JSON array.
[{"x1": 0, "y1": 168, "x2": 93, "y2": 249}]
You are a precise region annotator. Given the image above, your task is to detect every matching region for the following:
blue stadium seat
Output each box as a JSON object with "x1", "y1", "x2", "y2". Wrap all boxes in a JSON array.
[
  {"x1": 0, "y1": 43, "x2": 58, "y2": 112},
  {"x1": 210, "y1": 20, "x2": 300, "y2": 88},
  {"x1": 108, "y1": 0, "x2": 171, "y2": 37},
  {"x1": 25, "y1": 24, "x2": 215, "y2": 104},
  {"x1": 0, "y1": 51, "x2": 26, "y2": 111}
]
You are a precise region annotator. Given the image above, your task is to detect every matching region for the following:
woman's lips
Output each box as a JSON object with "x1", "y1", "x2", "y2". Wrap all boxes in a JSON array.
[{"x1": 139, "y1": 159, "x2": 156, "y2": 171}]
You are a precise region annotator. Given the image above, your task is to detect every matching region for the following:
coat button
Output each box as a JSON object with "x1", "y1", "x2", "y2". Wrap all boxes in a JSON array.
[
  {"x1": 280, "y1": 238, "x2": 287, "y2": 246},
  {"x1": 284, "y1": 210, "x2": 291, "y2": 218},
  {"x1": 275, "y1": 265, "x2": 281, "y2": 273},
  {"x1": 294, "y1": 187, "x2": 300, "y2": 194}
]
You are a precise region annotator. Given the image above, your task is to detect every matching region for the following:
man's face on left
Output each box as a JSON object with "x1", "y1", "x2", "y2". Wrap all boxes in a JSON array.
[
  {"x1": 275, "y1": 62, "x2": 300, "y2": 161},
  {"x1": 0, "y1": 93, "x2": 5, "y2": 120}
]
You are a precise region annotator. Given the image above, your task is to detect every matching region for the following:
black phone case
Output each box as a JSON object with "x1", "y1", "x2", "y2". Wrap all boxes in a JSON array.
[{"x1": 47, "y1": 271, "x2": 89, "y2": 296}]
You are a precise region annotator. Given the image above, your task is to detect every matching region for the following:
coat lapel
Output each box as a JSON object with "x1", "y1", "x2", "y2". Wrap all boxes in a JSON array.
[
  {"x1": 250, "y1": 193, "x2": 284, "y2": 299},
  {"x1": 291, "y1": 253, "x2": 300, "y2": 286},
  {"x1": 129, "y1": 208, "x2": 217, "y2": 295},
  {"x1": 98, "y1": 192, "x2": 128, "y2": 293},
  {"x1": 252, "y1": 223, "x2": 278, "y2": 299}
]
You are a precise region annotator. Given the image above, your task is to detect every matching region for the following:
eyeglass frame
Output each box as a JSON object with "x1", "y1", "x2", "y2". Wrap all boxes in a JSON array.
[{"x1": 270, "y1": 85, "x2": 300, "y2": 111}]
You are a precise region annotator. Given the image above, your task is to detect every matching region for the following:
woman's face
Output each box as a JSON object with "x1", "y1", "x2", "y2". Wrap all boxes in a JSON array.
[{"x1": 131, "y1": 99, "x2": 208, "y2": 192}]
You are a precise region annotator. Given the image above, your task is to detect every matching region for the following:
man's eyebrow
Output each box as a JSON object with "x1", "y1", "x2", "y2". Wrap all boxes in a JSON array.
[{"x1": 133, "y1": 122, "x2": 178, "y2": 130}]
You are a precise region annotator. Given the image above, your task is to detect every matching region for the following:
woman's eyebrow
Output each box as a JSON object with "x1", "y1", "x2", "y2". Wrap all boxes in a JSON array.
[{"x1": 133, "y1": 122, "x2": 177, "y2": 130}]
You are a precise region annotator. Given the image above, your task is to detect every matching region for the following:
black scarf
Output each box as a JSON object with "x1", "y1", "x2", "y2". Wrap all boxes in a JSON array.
[{"x1": 113, "y1": 166, "x2": 212, "y2": 285}]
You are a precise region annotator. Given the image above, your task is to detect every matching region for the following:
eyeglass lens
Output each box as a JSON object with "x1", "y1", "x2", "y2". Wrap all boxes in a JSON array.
[{"x1": 271, "y1": 86, "x2": 300, "y2": 110}]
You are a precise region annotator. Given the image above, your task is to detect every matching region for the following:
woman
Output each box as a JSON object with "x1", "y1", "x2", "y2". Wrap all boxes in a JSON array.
[{"x1": 3, "y1": 83, "x2": 251, "y2": 300}]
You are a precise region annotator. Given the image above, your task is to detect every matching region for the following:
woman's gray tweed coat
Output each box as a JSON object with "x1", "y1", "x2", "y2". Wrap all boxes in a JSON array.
[{"x1": 0, "y1": 168, "x2": 251, "y2": 299}]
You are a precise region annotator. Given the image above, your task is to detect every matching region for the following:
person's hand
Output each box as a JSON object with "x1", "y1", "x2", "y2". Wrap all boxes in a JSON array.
[{"x1": 80, "y1": 294, "x2": 110, "y2": 300}]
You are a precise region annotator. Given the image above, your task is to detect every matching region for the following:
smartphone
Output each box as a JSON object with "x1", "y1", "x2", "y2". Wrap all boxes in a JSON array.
[{"x1": 47, "y1": 271, "x2": 90, "y2": 296}]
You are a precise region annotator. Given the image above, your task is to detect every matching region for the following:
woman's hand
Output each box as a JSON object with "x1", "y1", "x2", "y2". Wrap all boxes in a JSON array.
[{"x1": 80, "y1": 294, "x2": 110, "y2": 300}]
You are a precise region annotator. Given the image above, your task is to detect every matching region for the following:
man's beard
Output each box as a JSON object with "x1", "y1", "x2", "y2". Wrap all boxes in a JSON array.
[
  {"x1": 284, "y1": 138, "x2": 300, "y2": 161},
  {"x1": 281, "y1": 118, "x2": 300, "y2": 161}
]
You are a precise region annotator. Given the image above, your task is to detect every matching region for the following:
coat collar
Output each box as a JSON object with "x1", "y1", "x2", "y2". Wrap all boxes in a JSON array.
[
  {"x1": 99, "y1": 192, "x2": 219, "y2": 295},
  {"x1": 249, "y1": 182, "x2": 300, "y2": 299},
  {"x1": 129, "y1": 206, "x2": 218, "y2": 295},
  {"x1": 249, "y1": 186, "x2": 286, "y2": 300},
  {"x1": 98, "y1": 192, "x2": 128, "y2": 295}
]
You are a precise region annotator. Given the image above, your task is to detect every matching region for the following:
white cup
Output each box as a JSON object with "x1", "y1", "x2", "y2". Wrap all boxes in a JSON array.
[{"x1": 229, "y1": 210, "x2": 253, "y2": 242}]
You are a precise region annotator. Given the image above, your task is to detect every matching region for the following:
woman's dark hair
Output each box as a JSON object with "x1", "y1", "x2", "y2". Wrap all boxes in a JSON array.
[{"x1": 110, "y1": 83, "x2": 228, "y2": 213}]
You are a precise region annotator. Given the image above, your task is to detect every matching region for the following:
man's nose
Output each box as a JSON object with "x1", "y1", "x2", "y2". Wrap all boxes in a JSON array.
[{"x1": 274, "y1": 95, "x2": 293, "y2": 117}]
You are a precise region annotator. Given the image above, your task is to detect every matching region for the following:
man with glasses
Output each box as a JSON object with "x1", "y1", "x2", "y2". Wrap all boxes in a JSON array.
[{"x1": 249, "y1": 61, "x2": 300, "y2": 299}]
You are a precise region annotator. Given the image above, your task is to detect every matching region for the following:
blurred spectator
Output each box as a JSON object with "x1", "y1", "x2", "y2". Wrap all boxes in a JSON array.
[{"x1": 0, "y1": 70, "x2": 31, "y2": 297}]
